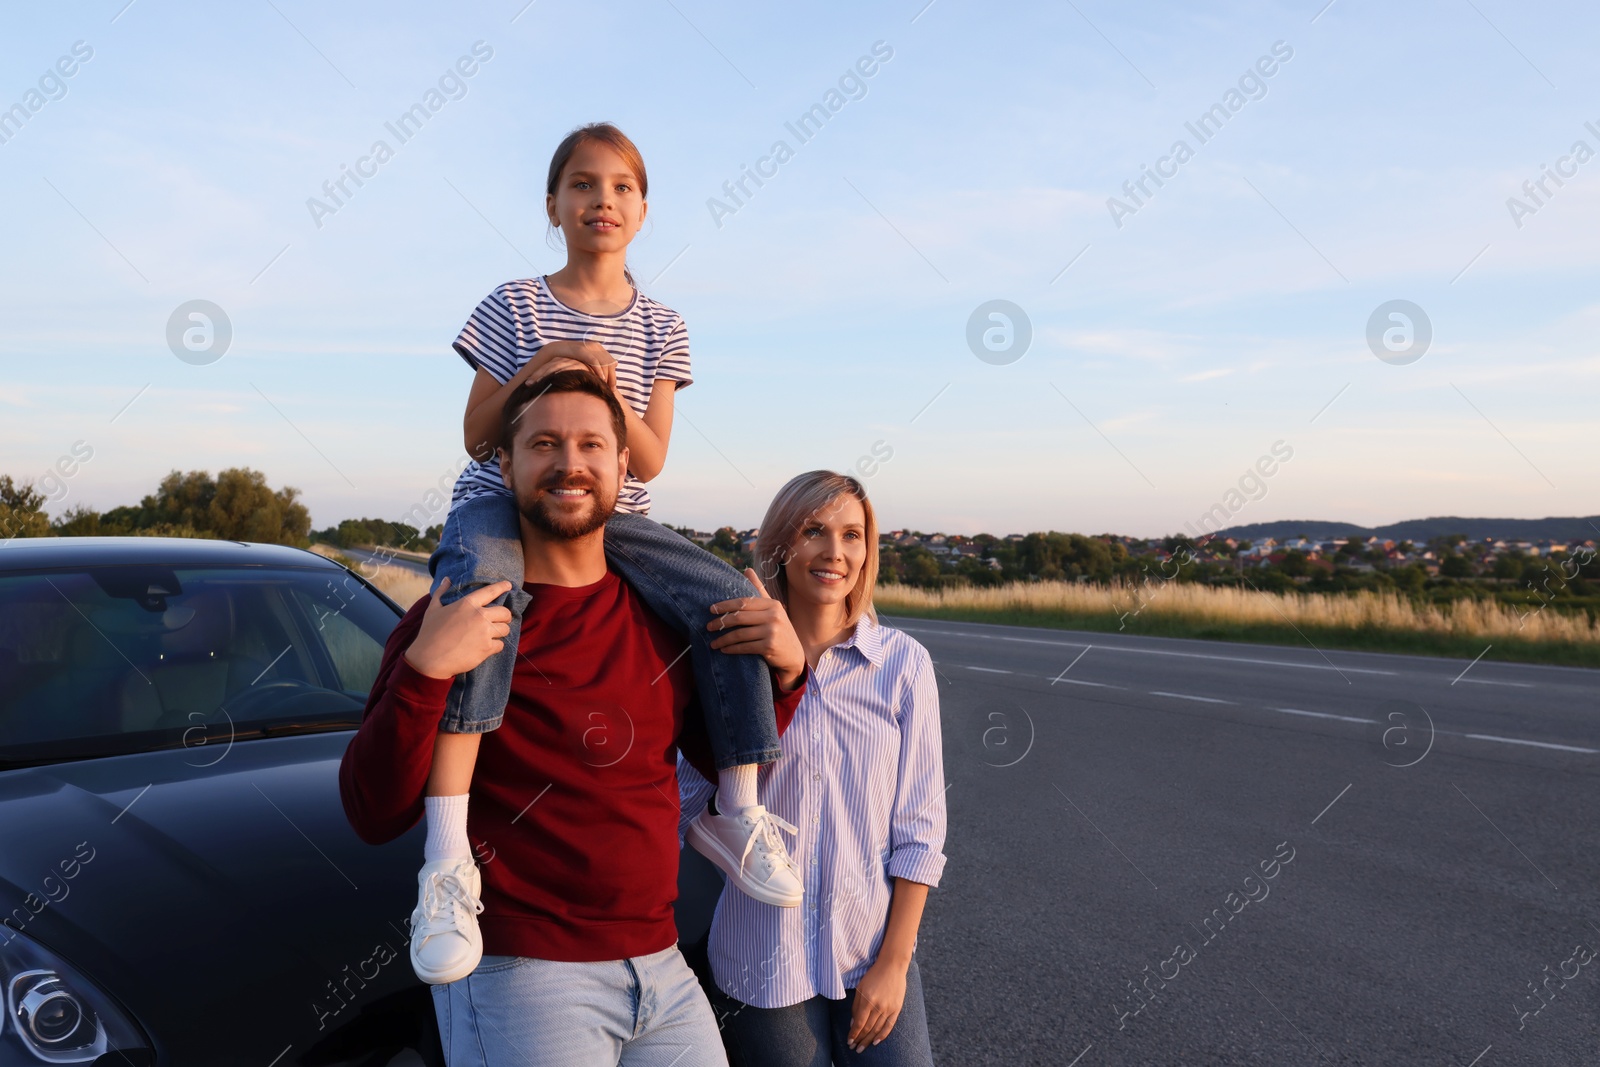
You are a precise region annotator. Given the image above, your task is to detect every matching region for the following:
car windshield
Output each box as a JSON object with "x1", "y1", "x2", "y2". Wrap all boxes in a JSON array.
[{"x1": 0, "y1": 564, "x2": 400, "y2": 767}]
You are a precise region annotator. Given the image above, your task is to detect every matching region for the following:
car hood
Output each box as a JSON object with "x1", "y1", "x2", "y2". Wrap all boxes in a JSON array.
[{"x1": 0, "y1": 731, "x2": 427, "y2": 1063}]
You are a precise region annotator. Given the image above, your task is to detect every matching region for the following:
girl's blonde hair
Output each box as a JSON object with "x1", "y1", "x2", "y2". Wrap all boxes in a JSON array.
[{"x1": 754, "y1": 471, "x2": 879, "y2": 629}]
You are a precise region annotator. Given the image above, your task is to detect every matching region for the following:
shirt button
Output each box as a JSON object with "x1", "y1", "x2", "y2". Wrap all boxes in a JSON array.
[
  {"x1": 812, "y1": 728, "x2": 820, "y2": 739},
  {"x1": 813, "y1": 774, "x2": 821, "y2": 782}
]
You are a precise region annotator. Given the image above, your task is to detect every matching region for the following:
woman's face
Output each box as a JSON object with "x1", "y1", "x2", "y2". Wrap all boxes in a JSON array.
[
  {"x1": 782, "y1": 494, "x2": 868, "y2": 616},
  {"x1": 546, "y1": 139, "x2": 647, "y2": 256}
]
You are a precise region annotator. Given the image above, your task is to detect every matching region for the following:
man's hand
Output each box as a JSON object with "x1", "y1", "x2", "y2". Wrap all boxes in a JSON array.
[
  {"x1": 847, "y1": 956, "x2": 908, "y2": 1051},
  {"x1": 403, "y1": 577, "x2": 515, "y2": 680},
  {"x1": 707, "y1": 569, "x2": 805, "y2": 690}
]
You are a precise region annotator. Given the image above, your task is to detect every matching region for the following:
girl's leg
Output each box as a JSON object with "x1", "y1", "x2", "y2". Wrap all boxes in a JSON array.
[
  {"x1": 412, "y1": 493, "x2": 527, "y2": 986},
  {"x1": 603, "y1": 514, "x2": 802, "y2": 907},
  {"x1": 602, "y1": 513, "x2": 781, "y2": 768}
]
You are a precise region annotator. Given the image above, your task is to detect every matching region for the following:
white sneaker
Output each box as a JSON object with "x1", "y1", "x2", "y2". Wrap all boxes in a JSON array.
[
  {"x1": 687, "y1": 803, "x2": 804, "y2": 907},
  {"x1": 409, "y1": 857, "x2": 485, "y2": 985}
]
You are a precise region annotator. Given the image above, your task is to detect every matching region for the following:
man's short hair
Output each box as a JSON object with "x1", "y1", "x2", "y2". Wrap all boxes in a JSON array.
[{"x1": 499, "y1": 370, "x2": 628, "y2": 454}]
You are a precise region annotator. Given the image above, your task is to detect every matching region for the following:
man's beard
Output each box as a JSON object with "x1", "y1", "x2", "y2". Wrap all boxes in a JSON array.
[{"x1": 517, "y1": 475, "x2": 616, "y2": 540}]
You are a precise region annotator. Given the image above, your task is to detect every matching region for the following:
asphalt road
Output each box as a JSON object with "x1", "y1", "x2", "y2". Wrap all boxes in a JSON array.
[{"x1": 875, "y1": 616, "x2": 1600, "y2": 1066}]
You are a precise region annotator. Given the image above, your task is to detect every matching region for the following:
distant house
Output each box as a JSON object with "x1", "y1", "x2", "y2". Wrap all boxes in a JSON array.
[{"x1": 689, "y1": 530, "x2": 715, "y2": 545}]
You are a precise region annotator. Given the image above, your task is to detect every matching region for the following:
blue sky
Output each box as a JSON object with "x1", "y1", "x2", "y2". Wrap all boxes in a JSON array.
[{"x1": 2, "y1": 0, "x2": 1596, "y2": 538}]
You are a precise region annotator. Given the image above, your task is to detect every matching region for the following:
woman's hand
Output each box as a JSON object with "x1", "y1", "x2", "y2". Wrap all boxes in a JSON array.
[
  {"x1": 847, "y1": 956, "x2": 909, "y2": 1051},
  {"x1": 707, "y1": 569, "x2": 805, "y2": 690}
]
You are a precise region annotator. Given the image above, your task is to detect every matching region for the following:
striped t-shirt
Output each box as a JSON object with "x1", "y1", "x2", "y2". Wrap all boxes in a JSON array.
[{"x1": 448, "y1": 275, "x2": 693, "y2": 515}]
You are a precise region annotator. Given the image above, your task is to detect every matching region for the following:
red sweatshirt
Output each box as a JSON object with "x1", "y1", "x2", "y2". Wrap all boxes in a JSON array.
[{"x1": 339, "y1": 568, "x2": 805, "y2": 962}]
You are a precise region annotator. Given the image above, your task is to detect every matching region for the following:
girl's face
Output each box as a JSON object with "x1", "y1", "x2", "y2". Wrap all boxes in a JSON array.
[
  {"x1": 782, "y1": 494, "x2": 868, "y2": 617},
  {"x1": 546, "y1": 139, "x2": 647, "y2": 257}
]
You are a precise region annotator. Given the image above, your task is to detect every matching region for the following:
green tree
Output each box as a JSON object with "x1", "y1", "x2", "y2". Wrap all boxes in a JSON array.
[
  {"x1": 900, "y1": 546, "x2": 941, "y2": 585},
  {"x1": 0, "y1": 476, "x2": 51, "y2": 540},
  {"x1": 96, "y1": 468, "x2": 309, "y2": 545}
]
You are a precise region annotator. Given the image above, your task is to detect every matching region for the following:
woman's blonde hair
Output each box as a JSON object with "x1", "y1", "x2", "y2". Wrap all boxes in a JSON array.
[{"x1": 754, "y1": 471, "x2": 879, "y2": 628}]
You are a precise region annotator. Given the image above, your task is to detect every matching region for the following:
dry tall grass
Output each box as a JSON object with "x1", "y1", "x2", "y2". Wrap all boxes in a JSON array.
[
  {"x1": 309, "y1": 545, "x2": 433, "y2": 606},
  {"x1": 364, "y1": 567, "x2": 431, "y2": 606},
  {"x1": 873, "y1": 578, "x2": 1600, "y2": 647}
]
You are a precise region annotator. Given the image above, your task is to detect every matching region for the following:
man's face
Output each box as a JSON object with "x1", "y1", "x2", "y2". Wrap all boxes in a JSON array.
[{"x1": 498, "y1": 391, "x2": 627, "y2": 540}]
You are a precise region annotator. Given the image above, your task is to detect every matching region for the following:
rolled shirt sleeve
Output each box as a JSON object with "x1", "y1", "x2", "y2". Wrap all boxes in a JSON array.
[{"x1": 885, "y1": 645, "x2": 947, "y2": 887}]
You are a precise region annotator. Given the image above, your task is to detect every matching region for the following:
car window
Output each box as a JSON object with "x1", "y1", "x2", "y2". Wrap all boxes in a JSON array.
[{"x1": 0, "y1": 565, "x2": 400, "y2": 766}]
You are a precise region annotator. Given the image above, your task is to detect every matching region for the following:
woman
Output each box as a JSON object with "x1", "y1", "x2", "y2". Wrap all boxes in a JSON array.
[{"x1": 681, "y1": 470, "x2": 948, "y2": 1066}]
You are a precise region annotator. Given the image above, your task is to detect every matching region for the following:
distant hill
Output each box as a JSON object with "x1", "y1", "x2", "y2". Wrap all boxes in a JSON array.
[{"x1": 1211, "y1": 516, "x2": 1600, "y2": 544}]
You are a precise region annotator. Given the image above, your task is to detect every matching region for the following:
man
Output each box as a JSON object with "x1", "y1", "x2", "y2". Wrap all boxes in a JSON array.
[{"x1": 339, "y1": 370, "x2": 808, "y2": 1065}]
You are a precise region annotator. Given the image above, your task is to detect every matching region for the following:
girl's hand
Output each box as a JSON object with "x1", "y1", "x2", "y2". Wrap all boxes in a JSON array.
[
  {"x1": 707, "y1": 569, "x2": 805, "y2": 690},
  {"x1": 847, "y1": 957, "x2": 908, "y2": 1051},
  {"x1": 528, "y1": 341, "x2": 617, "y2": 390}
]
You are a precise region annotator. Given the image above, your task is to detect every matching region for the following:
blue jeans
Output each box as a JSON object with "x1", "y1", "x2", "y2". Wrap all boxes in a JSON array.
[
  {"x1": 709, "y1": 956, "x2": 934, "y2": 1067},
  {"x1": 427, "y1": 495, "x2": 781, "y2": 768},
  {"x1": 432, "y1": 945, "x2": 728, "y2": 1067}
]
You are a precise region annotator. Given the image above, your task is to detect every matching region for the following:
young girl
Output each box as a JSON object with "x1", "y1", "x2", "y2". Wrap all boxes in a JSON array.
[
  {"x1": 681, "y1": 471, "x2": 948, "y2": 1066},
  {"x1": 410, "y1": 123, "x2": 804, "y2": 986}
]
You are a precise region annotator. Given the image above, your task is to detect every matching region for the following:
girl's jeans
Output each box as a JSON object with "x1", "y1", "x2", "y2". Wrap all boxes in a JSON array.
[{"x1": 427, "y1": 494, "x2": 781, "y2": 769}]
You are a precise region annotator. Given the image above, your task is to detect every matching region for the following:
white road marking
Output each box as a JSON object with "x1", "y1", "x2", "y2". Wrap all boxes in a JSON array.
[
  {"x1": 892, "y1": 624, "x2": 1397, "y2": 675},
  {"x1": 1463, "y1": 734, "x2": 1597, "y2": 754},
  {"x1": 1269, "y1": 707, "x2": 1376, "y2": 724},
  {"x1": 1456, "y1": 678, "x2": 1535, "y2": 689},
  {"x1": 930, "y1": 647, "x2": 1586, "y2": 759},
  {"x1": 1149, "y1": 691, "x2": 1236, "y2": 705}
]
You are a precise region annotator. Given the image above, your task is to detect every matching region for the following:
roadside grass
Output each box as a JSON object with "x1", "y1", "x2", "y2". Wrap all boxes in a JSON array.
[{"x1": 874, "y1": 580, "x2": 1600, "y2": 669}]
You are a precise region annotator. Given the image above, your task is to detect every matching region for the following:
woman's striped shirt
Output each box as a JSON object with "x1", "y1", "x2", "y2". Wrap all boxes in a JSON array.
[
  {"x1": 679, "y1": 613, "x2": 948, "y2": 1008},
  {"x1": 448, "y1": 275, "x2": 693, "y2": 515}
]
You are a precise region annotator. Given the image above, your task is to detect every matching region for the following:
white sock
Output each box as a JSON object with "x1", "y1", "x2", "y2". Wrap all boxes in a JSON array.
[
  {"x1": 717, "y1": 764, "x2": 759, "y2": 815},
  {"x1": 424, "y1": 794, "x2": 472, "y2": 862}
]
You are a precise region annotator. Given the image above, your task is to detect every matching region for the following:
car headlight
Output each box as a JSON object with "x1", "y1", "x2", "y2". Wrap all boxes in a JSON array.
[{"x1": 1, "y1": 928, "x2": 148, "y2": 1064}]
